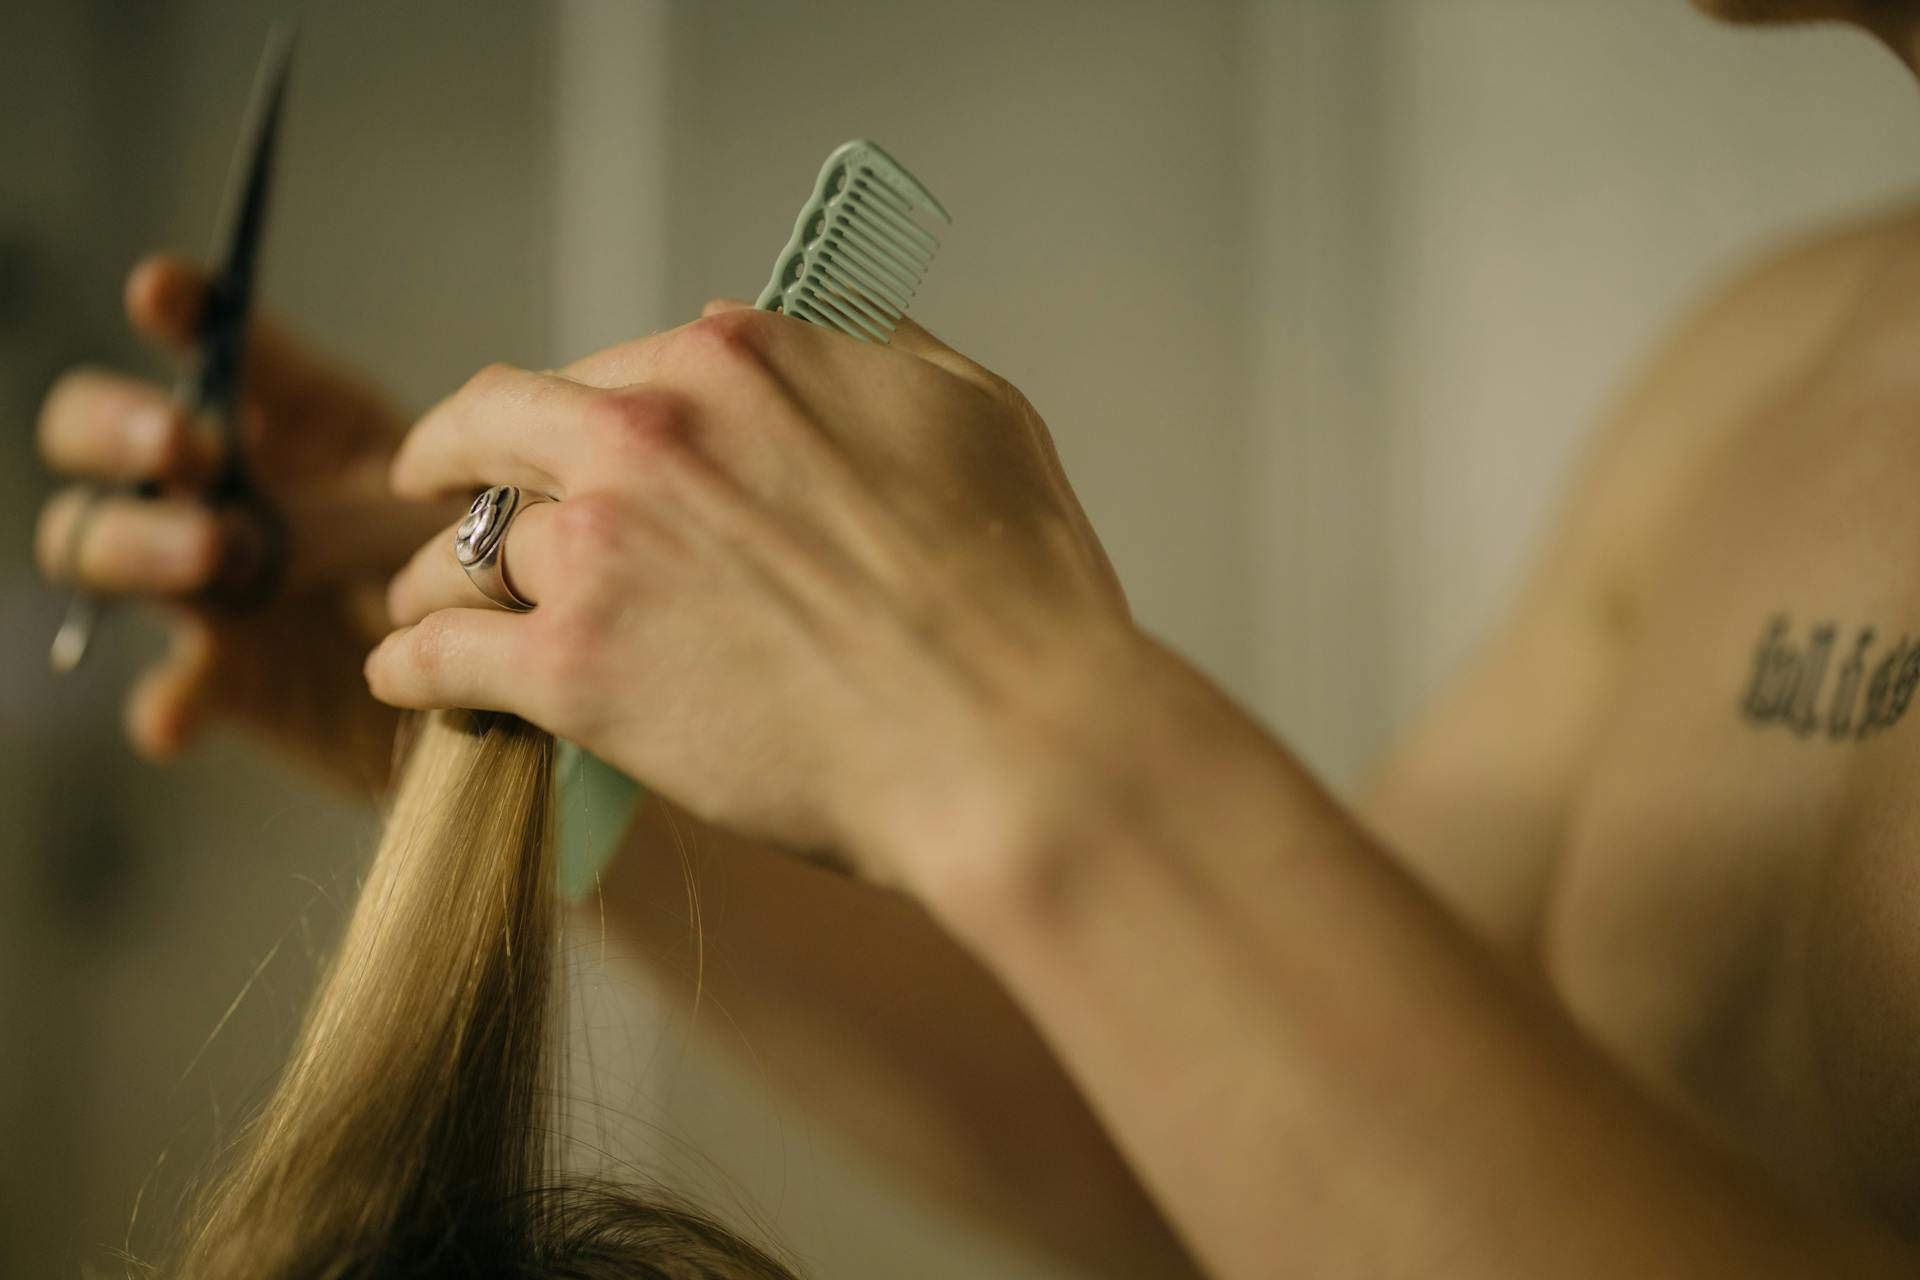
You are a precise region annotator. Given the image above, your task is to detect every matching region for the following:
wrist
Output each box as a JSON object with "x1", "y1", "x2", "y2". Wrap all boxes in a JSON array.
[{"x1": 876, "y1": 620, "x2": 1263, "y2": 942}]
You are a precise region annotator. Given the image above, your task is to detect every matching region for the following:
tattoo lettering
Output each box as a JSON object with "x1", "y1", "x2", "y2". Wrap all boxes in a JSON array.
[{"x1": 1741, "y1": 614, "x2": 1920, "y2": 740}]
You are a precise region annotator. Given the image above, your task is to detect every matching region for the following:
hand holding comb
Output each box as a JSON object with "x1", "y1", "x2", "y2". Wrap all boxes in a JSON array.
[{"x1": 552, "y1": 138, "x2": 952, "y2": 895}]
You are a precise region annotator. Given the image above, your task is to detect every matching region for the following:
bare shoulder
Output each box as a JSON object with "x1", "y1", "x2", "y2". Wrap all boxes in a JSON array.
[
  {"x1": 1643, "y1": 202, "x2": 1920, "y2": 1230},
  {"x1": 1581, "y1": 201, "x2": 1920, "y2": 613},
  {"x1": 1358, "y1": 201, "x2": 1920, "y2": 960},
  {"x1": 1648, "y1": 199, "x2": 1920, "y2": 393}
]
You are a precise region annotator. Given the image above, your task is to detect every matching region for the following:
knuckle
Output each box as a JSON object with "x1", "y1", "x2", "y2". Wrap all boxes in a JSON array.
[
  {"x1": 584, "y1": 388, "x2": 686, "y2": 463},
  {"x1": 526, "y1": 610, "x2": 608, "y2": 725},
  {"x1": 551, "y1": 491, "x2": 629, "y2": 561},
  {"x1": 678, "y1": 308, "x2": 771, "y2": 365},
  {"x1": 401, "y1": 613, "x2": 461, "y2": 685},
  {"x1": 949, "y1": 360, "x2": 1017, "y2": 411},
  {"x1": 534, "y1": 611, "x2": 595, "y2": 680},
  {"x1": 977, "y1": 367, "x2": 1020, "y2": 403},
  {"x1": 460, "y1": 360, "x2": 520, "y2": 400}
]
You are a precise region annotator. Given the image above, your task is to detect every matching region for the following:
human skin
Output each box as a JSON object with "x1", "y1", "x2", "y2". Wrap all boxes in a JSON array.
[
  {"x1": 36, "y1": 270, "x2": 1194, "y2": 1277},
  {"x1": 368, "y1": 232, "x2": 1920, "y2": 1280},
  {"x1": 33, "y1": 257, "x2": 456, "y2": 788},
  {"x1": 1691, "y1": 0, "x2": 1920, "y2": 62},
  {"x1": 48, "y1": 224, "x2": 1920, "y2": 1280},
  {"x1": 42, "y1": 6, "x2": 1920, "y2": 1275}
]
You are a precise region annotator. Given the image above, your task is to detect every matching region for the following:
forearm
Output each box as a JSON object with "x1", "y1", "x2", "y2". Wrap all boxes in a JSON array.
[
  {"x1": 594, "y1": 799, "x2": 1196, "y2": 1279},
  {"x1": 899, "y1": 633, "x2": 1912, "y2": 1280}
]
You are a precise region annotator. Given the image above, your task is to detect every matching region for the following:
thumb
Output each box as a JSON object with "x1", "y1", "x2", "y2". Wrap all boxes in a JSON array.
[
  {"x1": 123, "y1": 253, "x2": 404, "y2": 461},
  {"x1": 711, "y1": 292, "x2": 995, "y2": 389},
  {"x1": 882, "y1": 313, "x2": 1000, "y2": 389},
  {"x1": 125, "y1": 254, "x2": 208, "y2": 353}
]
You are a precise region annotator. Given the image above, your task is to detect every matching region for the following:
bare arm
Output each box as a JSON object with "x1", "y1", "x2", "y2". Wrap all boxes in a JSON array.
[
  {"x1": 596, "y1": 799, "x2": 1198, "y2": 1279},
  {"x1": 904, "y1": 629, "x2": 1916, "y2": 1280},
  {"x1": 579, "y1": 220, "x2": 1898, "y2": 1277},
  {"x1": 348, "y1": 193, "x2": 1920, "y2": 1274}
]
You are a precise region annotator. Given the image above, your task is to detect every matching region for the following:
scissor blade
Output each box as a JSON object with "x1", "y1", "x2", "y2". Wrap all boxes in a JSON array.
[
  {"x1": 48, "y1": 23, "x2": 296, "y2": 677},
  {"x1": 194, "y1": 20, "x2": 296, "y2": 426},
  {"x1": 48, "y1": 594, "x2": 102, "y2": 674},
  {"x1": 210, "y1": 21, "x2": 294, "y2": 290}
]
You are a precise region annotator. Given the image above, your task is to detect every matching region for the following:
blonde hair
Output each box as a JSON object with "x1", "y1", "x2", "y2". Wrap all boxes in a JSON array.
[{"x1": 170, "y1": 710, "x2": 797, "y2": 1279}]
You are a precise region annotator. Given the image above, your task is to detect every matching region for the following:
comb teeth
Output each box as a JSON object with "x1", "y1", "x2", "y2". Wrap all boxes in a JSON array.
[{"x1": 755, "y1": 140, "x2": 951, "y2": 343}]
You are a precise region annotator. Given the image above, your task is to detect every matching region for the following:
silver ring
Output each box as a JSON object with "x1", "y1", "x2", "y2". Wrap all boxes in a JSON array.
[
  {"x1": 61, "y1": 486, "x2": 111, "y2": 582},
  {"x1": 454, "y1": 484, "x2": 550, "y2": 611}
]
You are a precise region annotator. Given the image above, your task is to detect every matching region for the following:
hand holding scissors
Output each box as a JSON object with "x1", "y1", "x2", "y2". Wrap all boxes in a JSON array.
[
  {"x1": 35, "y1": 26, "x2": 451, "y2": 780},
  {"x1": 48, "y1": 25, "x2": 295, "y2": 675}
]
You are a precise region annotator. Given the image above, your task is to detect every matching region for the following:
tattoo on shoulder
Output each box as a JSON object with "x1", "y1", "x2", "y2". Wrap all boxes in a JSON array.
[{"x1": 1740, "y1": 615, "x2": 1920, "y2": 739}]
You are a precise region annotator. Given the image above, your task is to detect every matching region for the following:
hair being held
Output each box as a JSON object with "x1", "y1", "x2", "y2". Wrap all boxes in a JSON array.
[{"x1": 167, "y1": 710, "x2": 797, "y2": 1279}]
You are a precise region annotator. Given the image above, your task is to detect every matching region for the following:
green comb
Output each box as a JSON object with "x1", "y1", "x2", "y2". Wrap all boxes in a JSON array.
[
  {"x1": 753, "y1": 138, "x2": 952, "y2": 338},
  {"x1": 554, "y1": 140, "x2": 950, "y2": 898}
]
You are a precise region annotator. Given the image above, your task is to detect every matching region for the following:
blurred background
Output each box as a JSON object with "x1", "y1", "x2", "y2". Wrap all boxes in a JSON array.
[{"x1": 3, "y1": 1, "x2": 1917, "y2": 1276}]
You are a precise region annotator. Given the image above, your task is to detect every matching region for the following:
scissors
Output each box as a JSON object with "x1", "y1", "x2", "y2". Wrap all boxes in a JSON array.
[{"x1": 50, "y1": 23, "x2": 297, "y2": 673}]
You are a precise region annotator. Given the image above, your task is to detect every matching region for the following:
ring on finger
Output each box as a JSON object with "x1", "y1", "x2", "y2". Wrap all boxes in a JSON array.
[
  {"x1": 60, "y1": 486, "x2": 112, "y2": 584},
  {"x1": 454, "y1": 484, "x2": 551, "y2": 611}
]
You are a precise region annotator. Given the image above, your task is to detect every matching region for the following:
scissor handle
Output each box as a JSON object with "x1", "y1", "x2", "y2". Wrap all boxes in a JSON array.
[
  {"x1": 169, "y1": 363, "x2": 289, "y2": 611},
  {"x1": 201, "y1": 483, "x2": 289, "y2": 610}
]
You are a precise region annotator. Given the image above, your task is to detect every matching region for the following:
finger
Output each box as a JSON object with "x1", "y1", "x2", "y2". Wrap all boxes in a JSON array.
[
  {"x1": 37, "y1": 367, "x2": 222, "y2": 486},
  {"x1": 35, "y1": 487, "x2": 222, "y2": 595},
  {"x1": 364, "y1": 609, "x2": 534, "y2": 714},
  {"x1": 277, "y1": 481, "x2": 467, "y2": 588},
  {"x1": 390, "y1": 364, "x2": 603, "y2": 501},
  {"x1": 127, "y1": 253, "x2": 315, "y2": 388},
  {"x1": 561, "y1": 307, "x2": 815, "y2": 388},
  {"x1": 572, "y1": 304, "x2": 986, "y2": 410},
  {"x1": 384, "y1": 500, "x2": 561, "y2": 626},
  {"x1": 124, "y1": 614, "x2": 217, "y2": 760},
  {"x1": 125, "y1": 254, "x2": 208, "y2": 352},
  {"x1": 126, "y1": 254, "x2": 402, "y2": 459},
  {"x1": 699, "y1": 292, "x2": 986, "y2": 385},
  {"x1": 562, "y1": 311, "x2": 890, "y2": 566},
  {"x1": 558, "y1": 299, "x2": 760, "y2": 391},
  {"x1": 882, "y1": 314, "x2": 1001, "y2": 389}
]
